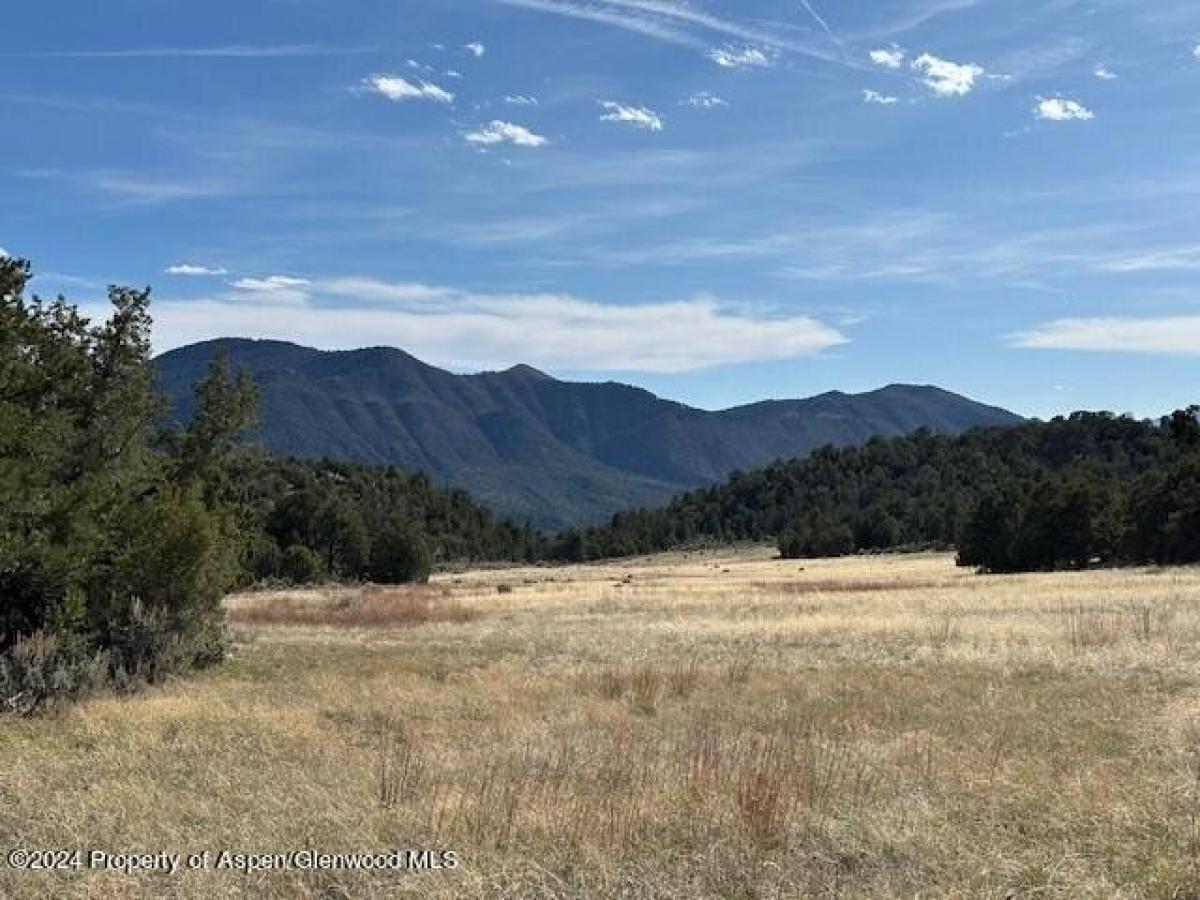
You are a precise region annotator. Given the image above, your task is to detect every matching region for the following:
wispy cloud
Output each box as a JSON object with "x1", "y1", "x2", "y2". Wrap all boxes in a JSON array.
[
  {"x1": 853, "y1": 0, "x2": 984, "y2": 39},
  {"x1": 1098, "y1": 245, "x2": 1200, "y2": 273},
  {"x1": 599, "y1": 101, "x2": 663, "y2": 131},
  {"x1": 1035, "y1": 95, "x2": 1093, "y2": 121},
  {"x1": 911, "y1": 53, "x2": 983, "y2": 96},
  {"x1": 363, "y1": 74, "x2": 455, "y2": 104},
  {"x1": 684, "y1": 91, "x2": 727, "y2": 109},
  {"x1": 496, "y1": 0, "x2": 699, "y2": 48},
  {"x1": 504, "y1": 94, "x2": 539, "y2": 106},
  {"x1": 19, "y1": 168, "x2": 236, "y2": 205},
  {"x1": 863, "y1": 89, "x2": 899, "y2": 105},
  {"x1": 464, "y1": 41, "x2": 486, "y2": 57},
  {"x1": 497, "y1": 0, "x2": 854, "y2": 69},
  {"x1": 464, "y1": 120, "x2": 549, "y2": 147},
  {"x1": 989, "y1": 37, "x2": 1091, "y2": 83},
  {"x1": 1012, "y1": 316, "x2": 1200, "y2": 355},
  {"x1": 1094, "y1": 65, "x2": 1117, "y2": 80},
  {"x1": 229, "y1": 275, "x2": 313, "y2": 305},
  {"x1": 166, "y1": 263, "x2": 227, "y2": 276},
  {"x1": 131, "y1": 276, "x2": 848, "y2": 372},
  {"x1": 797, "y1": 0, "x2": 846, "y2": 59},
  {"x1": 15, "y1": 44, "x2": 367, "y2": 60},
  {"x1": 706, "y1": 45, "x2": 773, "y2": 69}
]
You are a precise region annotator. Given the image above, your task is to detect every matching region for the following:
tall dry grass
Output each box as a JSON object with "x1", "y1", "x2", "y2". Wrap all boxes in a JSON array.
[
  {"x1": 227, "y1": 584, "x2": 478, "y2": 628},
  {"x1": 4, "y1": 549, "x2": 1200, "y2": 898}
]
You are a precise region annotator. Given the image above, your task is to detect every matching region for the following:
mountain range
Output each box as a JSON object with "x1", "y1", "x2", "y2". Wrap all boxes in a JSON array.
[{"x1": 155, "y1": 339, "x2": 1023, "y2": 529}]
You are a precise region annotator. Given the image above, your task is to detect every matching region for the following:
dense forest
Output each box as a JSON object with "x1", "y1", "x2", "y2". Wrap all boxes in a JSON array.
[
  {"x1": 227, "y1": 453, "x2": 547, "y2": 585},
  {"x1": 566, "y1": 410, "x2": 1200, "y2": 573}
]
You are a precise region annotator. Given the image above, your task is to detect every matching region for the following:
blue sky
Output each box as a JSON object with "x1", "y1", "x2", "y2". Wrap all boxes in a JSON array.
[{"x1": 2, "y1": 0, "x2": 1199, "y2": 419}]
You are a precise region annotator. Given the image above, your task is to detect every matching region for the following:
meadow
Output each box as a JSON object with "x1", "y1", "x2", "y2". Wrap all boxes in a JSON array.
[{"x1": 3, "y1": 548, "x2": 1200, "y2": 898}]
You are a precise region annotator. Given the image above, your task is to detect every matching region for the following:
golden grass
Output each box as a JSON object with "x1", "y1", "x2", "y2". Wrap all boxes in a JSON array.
[
  {"x1": 4, "y1": 549, "x2": 1200, "y2": 897},
  {"x1": 226, "y1": 584, "x2": 478, "y2": 628}
]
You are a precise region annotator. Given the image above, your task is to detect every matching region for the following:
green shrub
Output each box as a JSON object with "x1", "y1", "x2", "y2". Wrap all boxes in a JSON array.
[
  {"x1": 369, "y1": 526, "x2": 432, "y2": 584},
  {"x1": 779, "y1": 521, "x2": 855, "y2": 559},
  {"x1": 281, "y1": 544, "x2": 325, "y2": 585},
  {"x1": 245, "y1": 534, "x2": 284, "y2": 583}
]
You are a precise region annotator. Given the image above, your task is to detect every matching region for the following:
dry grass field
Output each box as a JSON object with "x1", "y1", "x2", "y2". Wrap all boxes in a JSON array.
[{"x1": 4, "y1": 548, "x2": 1200, "y2": 898}]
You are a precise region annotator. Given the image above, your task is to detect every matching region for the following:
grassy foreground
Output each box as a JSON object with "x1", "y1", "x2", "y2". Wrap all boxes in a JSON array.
[{"x1": 4, "y1": 549, "x2": 1200, "y2": 898}]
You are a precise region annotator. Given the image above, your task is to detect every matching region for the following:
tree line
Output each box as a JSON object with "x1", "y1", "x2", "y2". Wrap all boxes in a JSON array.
[{"x1": 565, "y1": 409, "x2": 1200, "y2": 573}]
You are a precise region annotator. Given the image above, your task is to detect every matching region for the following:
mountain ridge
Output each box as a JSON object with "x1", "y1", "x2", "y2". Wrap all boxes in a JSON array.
[{"x1": 155, "y1": 338, "x2": 1024, "y2": 529}]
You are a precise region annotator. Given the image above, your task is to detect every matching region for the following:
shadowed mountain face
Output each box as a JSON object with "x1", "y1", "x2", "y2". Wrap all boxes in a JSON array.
[{"x1": 156, "y1": 339, "x2": 1023, "y2": 529}]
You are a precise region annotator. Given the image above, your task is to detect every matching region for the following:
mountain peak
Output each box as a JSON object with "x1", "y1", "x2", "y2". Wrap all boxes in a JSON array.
[
  {"x1": 155, "y1": 339, "x2": 1022, "y2": 529},
  {"x1": 501, "y1": 363, "x2": 554, "y2": 381}
]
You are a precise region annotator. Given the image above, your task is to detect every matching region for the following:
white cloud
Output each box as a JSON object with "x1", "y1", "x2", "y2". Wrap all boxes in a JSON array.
[
  {"x1": 684, "y1": 91, "x2": 727, "y2": 109},
  {"x1": 229, "y1": 275, "x2": 313, "y2": 305},
  {"x1": 122, "y1": 277, "x2": 848, "y2": 373},
  {"x1": 445, "y1": 69, "x2": 463, "y2": 78},
  {"x1": 363, "y1": 74, "x2": 455, "y2": 104},
  {"x1": 1094, "y1": 65, "x2": 1117, "y2": 80},
  {"x1": 599, "y1": 101, "x2": 664, "y2": 131},
  {"x1": 0, "y1": 247, "x2": 9, "y2": 258},
  {"x1": 869, "y1": 47, "x2": 904, "y2": 69},
  {"x1": 1012, "y1": 316, "x2": 1200, "y2": 355},
  {"x1": 464, "y1": 120, "x2": 549, "y2": 147},
  {"x1": 862, "y1": 89, "x2": 899, "y2": 105},
  {"x1": 504, "y1": 94, "x2": 539, "y2": 106},
  {"x1": 1035, "y1": 95, "x2": 1093, "y2": 121},
  {"x1": 706, "y1": 45, "x2": 773, "y2": 68},
  {"x1": 166, "y1": 263, "x2": 227, "y2": 276},
  {"x1": 465, "y1": 42, "x2": 486, "y2": 57},
  {"x1": 1194, "y1": 43, "x2": 1200, "y2": 62},
  {"x1": 911, "y1": 53, "x2": 983, "y2": 96}
]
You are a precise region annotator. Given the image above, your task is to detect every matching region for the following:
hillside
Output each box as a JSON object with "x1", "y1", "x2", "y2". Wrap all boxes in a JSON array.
[
  {"x1": 155, "y1": 339, "x2": 1023, "y2": 529},
  {"x1": 574, "y1": 411, "x2": 1188, "y2": 563}
]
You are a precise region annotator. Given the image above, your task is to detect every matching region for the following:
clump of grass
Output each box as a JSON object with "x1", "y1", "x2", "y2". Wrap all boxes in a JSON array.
[
  {"x1": 588, "y1": 657, "x2": 702, "y2": 712},
  {"x1": 377, "y1": 718, "x2": 425, "y2": 809},
  {"x1": 724, "y1": 645, "x2": 759, "y2": 684},
  {"x1": 925, "y1": 612, "x2": 962, "y2": 647},
  {"x1": 229, "y1": 586, "x2": 478, "y2": 628},
  {"x1": 1059, "y1": 601, "x2": 1174, "y2": 651}
]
